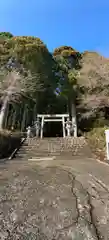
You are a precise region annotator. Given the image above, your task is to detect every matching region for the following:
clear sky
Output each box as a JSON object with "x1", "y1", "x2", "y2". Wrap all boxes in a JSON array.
[{"x1": 0, "y1": 0, "x2": 109, "y2": 56}]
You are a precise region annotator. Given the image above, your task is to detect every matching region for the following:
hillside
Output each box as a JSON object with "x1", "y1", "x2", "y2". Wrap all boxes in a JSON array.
[
  {"x1": 0, "y1": 32, "x2": 109, "y2": 160},
  {"x1": 0, "y1": 33, "x2": 109, "y2": 118},
  {"x1": 77, "y1": 51, "x2": 109, "y2": 160},
  {"x1": 78, "y1": 51, "x2": 109, "y2": 117},
  {"x1": 80, "y1": 51, "x2": 109, "y2": 87}
]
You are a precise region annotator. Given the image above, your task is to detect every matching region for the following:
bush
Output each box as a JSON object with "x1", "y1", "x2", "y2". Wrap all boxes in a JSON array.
[
  {"x1": 0, "y1": 130, "x2": 22, "y2": 159},
  {"x1": 85, "y1": 127, "x2": 108, "y2": 161}
]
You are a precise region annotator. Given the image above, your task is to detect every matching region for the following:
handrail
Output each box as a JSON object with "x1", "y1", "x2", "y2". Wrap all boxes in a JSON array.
[{"x1": 8, "y1": 137, "x2": 26, "y2": 160}]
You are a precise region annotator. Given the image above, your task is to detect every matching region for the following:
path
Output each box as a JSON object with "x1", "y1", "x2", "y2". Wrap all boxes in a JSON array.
[{"x1": 0, "y1": 137, "x2": 109, "y2": 239}]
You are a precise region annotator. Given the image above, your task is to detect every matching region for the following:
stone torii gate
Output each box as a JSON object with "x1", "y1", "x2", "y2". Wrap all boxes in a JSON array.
[{"x1": 36, "y1": 114, "x2": 77, "y2": 138}]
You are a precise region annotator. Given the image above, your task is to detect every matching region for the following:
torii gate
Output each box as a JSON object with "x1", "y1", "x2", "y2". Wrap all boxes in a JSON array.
[{"x1": 36, "y1": 114, "x2": 77, "y2": 138}]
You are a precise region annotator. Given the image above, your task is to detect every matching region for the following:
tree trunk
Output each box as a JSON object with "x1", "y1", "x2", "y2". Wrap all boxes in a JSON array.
[
  {"x1": 67, "y1": 97, "x2": 71, "y2": 119},
  {"x1": 71, "y1": 102, "x2": 77, "y2": 137},
  {"x1": 16, "y1": 105, "x2": 21, "y2": 130},
  {"x1": 19, "y1": 105, "x2": 23, "y2": 130},
  {"x1": 33, "y1": 103, "x2": 37, "y2": 123},
  {"x1": 0, "y1": 96, "x2": 9, "y2": 130},
  {"x1": 4, "y1": 101, "x2": 9, "y2": 129},
  {"x1": 25, "y1": 107, "x2": 29, "y2": 129},
  {"x1": 12, "y1": 108, "x2": 16, "y2": 129},
  {"x1": 21, "y1": 106, "x2": 27, "y2": 131},
  {"x1": 8, "y1": 106, "x2": 14, "y2": 130}
]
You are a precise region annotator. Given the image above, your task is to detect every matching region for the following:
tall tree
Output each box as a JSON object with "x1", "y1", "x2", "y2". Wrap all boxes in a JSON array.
[
  {"x1": 78, "y1": 51, "x2": 109, "y2": 120},
  {"x1": 53, "y1": 46, "x2": 81, "y2": 136},
  {"x1": 0, "y1": 32, "x2": 13, "y2": 39},
  {"x1": 0, "y1": 35, "x2": 57, "y2": 97},
  {"x1": 0, "y1": 35, "x2": 57, "y2": 129}
]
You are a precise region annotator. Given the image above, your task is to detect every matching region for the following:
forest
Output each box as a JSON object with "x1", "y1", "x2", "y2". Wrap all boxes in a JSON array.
[{"x1": 0, "y1": 31, "x2": 109, "y2": 159}]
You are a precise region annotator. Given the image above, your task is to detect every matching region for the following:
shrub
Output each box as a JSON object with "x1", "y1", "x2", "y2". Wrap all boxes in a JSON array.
[
  {"x1": 0, "y1": 130, "x2": 22, "y2": 159},
  {"x1": 85, "y1": 126, "x2": 108, "y2": 161}
]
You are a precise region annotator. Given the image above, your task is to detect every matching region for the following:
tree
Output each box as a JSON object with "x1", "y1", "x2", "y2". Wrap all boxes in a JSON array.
[
  {"x1": 53, "y1": 46, "x2": 81, "y2": 136},
  {"x1": 0, "y1": 36, "x2": 57, "y2": 130},
  {"x1": 0, "y1": 67, "x2": 44, "y2": 130},
  {"x1": 0, "y1": 32, "x2": 13, "y2": 39},
  {"x1": 0, "y1": 36, "x2": 56, "y2": 94},
  {"x1": 78, "y1": 51, "x2": 109, "y2": 120}
]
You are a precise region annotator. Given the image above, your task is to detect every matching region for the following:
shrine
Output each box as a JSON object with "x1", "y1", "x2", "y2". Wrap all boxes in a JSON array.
[{"x1": 34, "y1": 114, "x2": 77, "y2": 138}]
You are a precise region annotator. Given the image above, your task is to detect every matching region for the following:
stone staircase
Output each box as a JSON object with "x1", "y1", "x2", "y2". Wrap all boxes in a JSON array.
[{"x1": 14, "y1": 137, "x2": 93, "y2": 161}]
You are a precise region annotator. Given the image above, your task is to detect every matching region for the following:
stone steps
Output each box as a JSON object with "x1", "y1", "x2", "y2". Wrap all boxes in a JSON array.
[{"x1": 14, "y1": 137, "x2": 92, "y2": 161}]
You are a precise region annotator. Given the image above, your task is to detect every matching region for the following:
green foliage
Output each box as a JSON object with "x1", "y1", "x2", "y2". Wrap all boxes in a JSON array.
[
  {"x1": 0, "y1": 36, "x2": 57, "y2": 111},
  {"x1": 0, "y1": 35, "x2": 108, "y2": 138},
  {"x1": 53, "y1": 46, "x2": 76, "y2": 56},
  {"x1": 53, "y1": 46, "x2": 81, "y2": 118},
  {"x1": 0, "y1": 35, "x2": 59, "y2": 132},
  {"x1": 0, "y1": 32, "x2": 13, "y2": 39},
  {"x1": 0, "y1": 35, "x2": 108, "y2": 159}
]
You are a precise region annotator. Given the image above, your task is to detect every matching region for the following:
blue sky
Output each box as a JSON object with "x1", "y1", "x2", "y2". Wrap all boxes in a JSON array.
[{"x1": 0, "y1": 0, "x2": 109, "y2": 56}]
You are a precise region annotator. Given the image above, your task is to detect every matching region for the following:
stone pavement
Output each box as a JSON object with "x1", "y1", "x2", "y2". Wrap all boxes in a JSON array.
[{"x1": 0, "y1": 138, "x2": 109, "y2": 239}]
